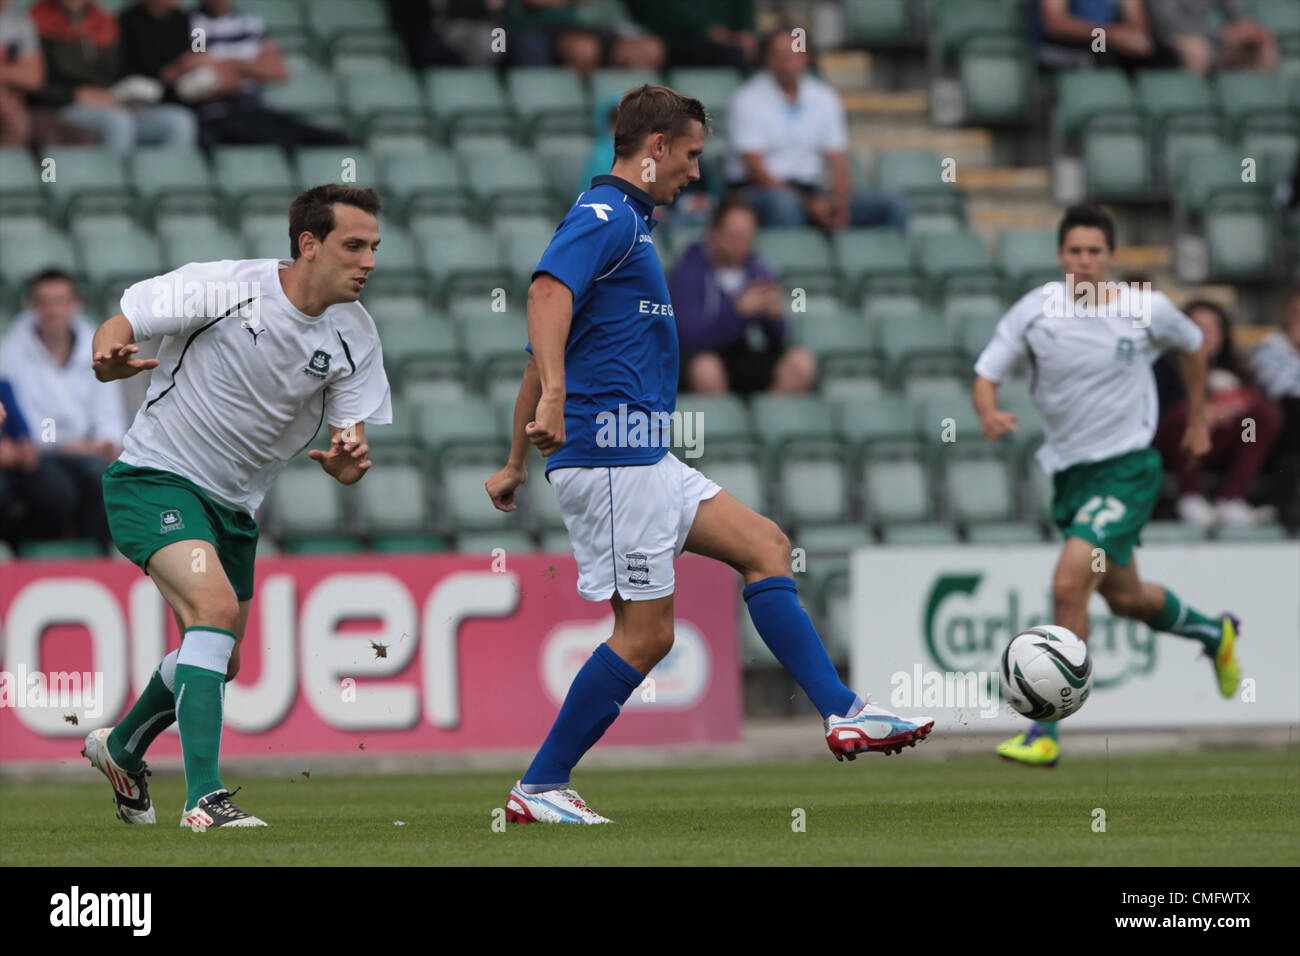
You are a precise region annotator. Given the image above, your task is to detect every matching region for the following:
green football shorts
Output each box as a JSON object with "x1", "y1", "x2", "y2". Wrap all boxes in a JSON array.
[
  {"x1": 102, "y1": 460, "x2": 259, "y2": 601},
  {"x1": 1050, "y1": 447, "x2": 1162, "y2": 567}
]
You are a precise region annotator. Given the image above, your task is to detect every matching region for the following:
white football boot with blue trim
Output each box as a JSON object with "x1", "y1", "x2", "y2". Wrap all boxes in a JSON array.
[
  {"x1": 506, "y1": 781, "x2": 611, "y2": 824},
  {"x1": 825, "y1": 701, "x2": 935, "y2": 760}
]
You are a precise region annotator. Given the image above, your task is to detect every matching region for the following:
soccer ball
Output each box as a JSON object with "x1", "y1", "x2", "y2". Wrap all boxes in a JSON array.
[{"x1": 999, "y1": 625, "x2": 1092, "y2": 722}]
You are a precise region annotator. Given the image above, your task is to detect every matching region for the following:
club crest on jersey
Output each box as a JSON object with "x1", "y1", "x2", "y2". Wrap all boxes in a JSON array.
[
  {"x1": 1114, "y1": 338, "x2": 1136, "y2": 363},
  {"x1": 626, "y1": 552, "x2": 650, "y2": 586},
  {"x1": 304, "y1": 349, "x2": 330, "y2": 378},
  {"x1": 159, "y1": 509, "x2": 184, "y2": 533}
]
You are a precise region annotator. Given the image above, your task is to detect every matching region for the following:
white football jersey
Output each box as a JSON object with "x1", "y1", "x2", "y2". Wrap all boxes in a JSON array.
[
  {"x1": 974, "y1": 281, "x2": 1202, "y2": 474},
  {"x1": 117, "y1": 258, "x2": 392, "y2": 515}
]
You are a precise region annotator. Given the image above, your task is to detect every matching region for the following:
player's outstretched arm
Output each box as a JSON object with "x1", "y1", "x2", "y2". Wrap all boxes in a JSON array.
[
  {"x1": 972, "y1": 375, "x2": 1017, "y2": 440},
  {"x1": 486, "y1": 355, "x2": 541, "y2": 512},
  {"x1": 92, "y1": 314, "x2": 159, "y2": 382},
  {"x1": 309, "y1": 423, "x2": 371, "y2": 484}
]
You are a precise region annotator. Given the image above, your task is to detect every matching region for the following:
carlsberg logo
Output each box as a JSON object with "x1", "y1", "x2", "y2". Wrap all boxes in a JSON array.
[{"x1": 923, "y1": 573, "x2": 1155, "y2": 690}]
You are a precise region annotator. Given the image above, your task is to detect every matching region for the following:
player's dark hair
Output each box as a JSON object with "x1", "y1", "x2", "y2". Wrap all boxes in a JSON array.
[
  {"x1": 25, "y1": 267, "x2": 80, "y2": 300},
  {"x1": 288, "y1": 184, "x2": 382, "y2": 260},
  {"x1": 1183, "y1": 298, "x2": 1248, "y2": 379},
  {"x1": 612, "y1": 85, "x2": 709, "y2": 160},
  {"x1": 1058, "y1": 204, "x2": 1116, "y2": 251},
  {"x1": 710, "y1": 194, "x2": 758, "y2": 230}
]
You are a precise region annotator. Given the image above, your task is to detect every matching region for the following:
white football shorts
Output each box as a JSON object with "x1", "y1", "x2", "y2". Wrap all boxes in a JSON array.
[{"x1": 549, "y1": 452, "x2": 722, "y2": 602}]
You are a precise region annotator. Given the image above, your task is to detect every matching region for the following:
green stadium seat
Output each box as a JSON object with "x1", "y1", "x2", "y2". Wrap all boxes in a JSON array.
[
  {"x1": 212, "y1": 146, "x2": 298, "y2": 217},
  {"x1": 42, "y1": 147, "x2": 131, "y2": 221},
  {"x1": 1204, "y1": 193, "x2": 1278, "y2": 280},
  {"x1": 797, "y1": 311, "x2": 879, "y2": 384},
  {"x1": 1179, "y1": 145, "x2": 1264, "y2": 217},
  {"x1": 371, "y1": 532, "x2": 451, "y2": 553},
  {"x1": 158, "y1": 227, "x2": 245, "y2": 269},
  {"x1": 129, "y1": 148, "x2": 216, "y2": 219},
  {"x1": 17, "y1": 538, "x2": 104, "y2": 559},
  {"x1": 263, "y1": 62, "x2": 341, "y2": 119},
  {"x1": 1162, "y1": 123, "x2": 1229, "y2": 191},
  {"x1": 698, "y1": 458, "x2": 766, "y2": 513},
  {"x1": 914, "y1": 393, "x2": 984, "y2": 446},
  {"x1": 1214, "y1": 70, "x2": 1292, "y2": 133},
  {"x1": 379, "y1": 147, "x2": 465, "y2": 217},
  {"x1": 362, "y1": 397, "x2": 419, "y2": 458},
  {"x1": 1135, "y1": 70, "x2": 1215, "y2": 131},
  {"x1": 505, "y1": 68, "x2": 589, "y2": 138},
  {"x1": 903, "y1": 373, "x2": 968, "y2": 404},
  {"x1": 1055, "y1": 69, "x2": 1136, "y2": 142},
  {"x1": 748, "y1": 394, "x2": 838, "y2": 454},
  {"x1": 414, "y1": 223, "x2": 509, "y2": 303},
  {"x1": 1082, "y1": 114, "x2": 1152, "y2": 198},
  {"x1": 77, "y1": 228, "x2": 163, "y2": 304},
  {"x1": 240, "y1": 0, "x2": 308, "y2": 43},
  {"x1": 959, "y1": 35, "x2": 1031, "y2": 121},
  {"x1": 535, "y1": 133, "x2": 596, "y2": 204},
  {"x1": 589, "y1": 68, "x2": 661, "y2": 105},
  {"x1": 965, "y1": 521, "x2": 1043, "y2": 544},
  {"x1": 912, "y1": 229, "x2": 998, "y2": 297},
  {"x1": 270, "y1": 465, "x2": 344, "y2": 535},
  {"x1": 341, "y1": 69, "x2": 429, "y2": 139},
  {"x1": 664, "y1": 67, "x2": 742, "y2": 121},
  {"x1": 538, "y1": 528, "x2": 574, "y2": 552},
  {"x1": 295, "y1": 147, "x2": 378, "y2": 190},
  {"x1": 1254, "y1": 0, "x2": 1300, "y2": 38},
  {"x1": 778, "y1": 459, "x2": 850, "y2": 526},
  {"x1": 877, "y1": 310, "x2": 961, "y2": 383},
  {"x1": 462, "y1": 314, "x2": 531, "y2": 398},
  {"x1": 945, "y1": 454, "x2": 1016, "y2": 523},
  {"x1": 864, "y1": 455, "x2": 935, "y2": 524},
  {"x1": 1142, "y1": 521, "x2": 1209, "y2": 543},
  {"x1": 455, "y1": 143, "x2": 551, "y2": 216},
  {"x1": 1025, "y1": 459, "x2": 1053, "y2": 521},
  {"x1": 0, "y1": 232, "x2": 76, "y2": 290},
  {"x1": 999, "y1": 228, "x2": 1061, "y2": 296},
  {"x1": 500, "y1": 222, "x2": 558, "y2": 297},
  {"x1": 455, "y1": 529, "x2": 536, "y2": 553},
  {"x1": 930, "y1": 0, "x2": 1023, "y2": 60},
  {"x1": 356, "y1": 463, "x2": 432, "y2": 533},
  {"x1": 378, "y1": 315, "x2": 463, "y2": 385},
  {"x1": 440, "y1": 462, "x2": 515, "y2": 532},
  {"x1": 425, "y1": 67, "x2": 511, "y2": 138},
  {"x1": 796, "y1": 525, "x2": 874, "y2": 552},
  {"x1": 305, "y1": 0, "x2": 392, "y2": 51},
  {"x1": 844, "y1": 0, "x2": 913, "y2": 43},
  {"x1": 753, "y1": 227, "x2": 838, "y2": 295},
  {"x1": 831, "y1": 227, "x2": 919, "y2": 303},
  {"x1": 672, "y1": 393, "x2": 755, "y2": 457},
  {"x1": 413, "y1": 395, "x2": 504, "y2": 461},
  {"x1": 878, "y1": 523, "x2": 960, "y2": 545},
  {"x1": 281, "y1": 535, "x2": 364, "y2": 554},
  {"x1": 0, "y1": 148, "x2": 43, "y2": 217},
  {"x1": 997, "y1": 381, "x2": 1046, "y2": 453},
  {"x1": 832, "y1": 394, "x2": 915, "y2": 459},
  {"x1": 955, "y1": 304, "x2": 1004, "y2": 364}
]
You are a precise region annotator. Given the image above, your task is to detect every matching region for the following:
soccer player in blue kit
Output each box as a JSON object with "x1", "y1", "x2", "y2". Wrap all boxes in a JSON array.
[{"x1": 485, "y1": 85, "x2": 934, "y2": 824}]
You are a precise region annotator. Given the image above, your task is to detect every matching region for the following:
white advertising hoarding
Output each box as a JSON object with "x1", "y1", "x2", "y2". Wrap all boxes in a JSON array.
[{"x1": 850, "y1": 543, "x2": 1300, "y2": 731}]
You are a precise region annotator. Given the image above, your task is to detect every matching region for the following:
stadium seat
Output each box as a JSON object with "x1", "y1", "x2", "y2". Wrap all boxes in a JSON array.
[
  {"x1": 1178, "y1": 145, "x2": 1265, "y2": 218},
  {"x1": 1135, "y1": 70, "x2": 1216, "y2": 132},
  {"x1": 356, "y1": 462, "x2": 433, "y2": 533},
  {"x1": 159, "y1": 227, "x2": 246, "y2": 270},
  {"x1": 129, "y1": 148, "x2": 216, "y2": 220},
  {"x1": 959, "y1": 35, "x2": 1031, "y2": 121},
  {"x1": 212, "y1": 146, "x2": 298, "y2": 217},
  {"x1": 1161, "y1": 122, "x2": 1229, "y2": 193},
  {"x1": 425, "y1": 68, "x2": 511, "y2": 138},
  {"x1": 878, "y1": 522, "x2": 959, "y2": 545},
  {"x1": 454, "y1": 143, "x2": 551, "y2": 216},
  {"x1": 664, "y1": 67, "x2": 742, "y2": 123},
  {"x1": 500, "y1": 222, "x2": 559, "y2": 298},
  {"x1": 929, "y1": 0, "x2": 1023, "y2": 61},
  {"x1": 76, "y1": 227, "x2": 163, "y2": 305},
  {"x1": 877, "y1": 309, "x2": 962, "y2": 384},
  {"x1": 844, "y1": 0, "x2": 914, "y2": 44},
  {"x1": 454, "y1": 529, "x2": 536, "y2": 553},
  {"x1": 997, "y1": 381, "x2": 1046, "y2": 453},
  {"x1": 589, "y1": 68, "x2": 661, "y2": 105},
  {"x1": 965, "y1": 521, "x2": 1043, "y2": 544},
  {"x1": 440, "y1": 462, "x2": 515, "y2": 532},
  {"x1": 748, "y1": 394, "x2": 839, "y2": 457},
  {"x1": 914, "y1": 393, "x2": 984, "y2": 446},
  {"x1": 505, "y1": 68, "x2": 589, "y2": 138},
  {"x1": 672, "y1": 393, "x2": 755, "y2": 458},
  {"x1": 796, "y1": 524, "x2": 874, "y2": 552},
  {"x1": 944, "y1": 454, "x2": 1016, "y2": 523},
  {"x1": 363, "y1": 397, "x2": 419, "y2": 459},
  {"x1": 1204, "y1": 193, "x2": 1278, "y2": 280},
  {"x1": 955, "y1": 304, "x2": 1003, "y2": 364},
  {"x1": 341, "y1": 69, "x2": 430, "y2": 140},
  {"x1": 902, "y1": 373, "x2": 968, "y2": 404},
  {"x1": 1214, "y1": 70, "x2": 1292, "y2": 134},
  {"x1": 697, "y1": 458, "x2": 766, "y2": 513},
  {"x1": 269, "y1": 465, "x2": 345, "y2": 535},
  {"x1": 240, "y1": 0, "x2": 308, "y2": 46},
  {"x1": 0, "y1": 232, "x2": 78, "y2": 289},
  {"x1": 832, "y1": 393, "x2": 915, "y2": 459},
  {"x1": 1082, "y1": 113, "x2": 1152, "y2": 198},
  {"x1": 796, "y1": 311, "x2": 879, "y2": 382},
  {"x1": 998, "y1": 228, "x2": 1061, "y2": 297},
  {"x1": 42, "y1": 147, "x2": 131, "y2": 222},
  {"x1": 0, "y1": 148, "x2": 45, "y2": 218},
  {"x1": 912, "y1": 229, "x2": 998, "y2": 298},
  {"x1": 304, "y1": 0, "x2": 393, "y2": 52},
  {"x1": 864, "y1": 455, "x2": 935, "y2": 524},
  {"x1": 378, "y1": 315, "x2": 464, "y2": 387},
  {"x1": 413, "y1": 395, "x2": 504, "y2": 461},
  {"x1": 262, "y1": 62, "x2": 341, "y2": 121},
  {"x1": 535, "y1": 133, "x2": 596, "y2": 204},
  {"x1": 778, "y1": 458, "x2": 851, "y2": 526},
  {"x1": 295, "y1": 147, "x2": 378, "y2": 191},
  {"x1": 379, "y1": 146, "x2": 465, "y2": 217},
  {"x1": 1055, "y1": 69, "x2": 1137, "y2": 142},
  {"x1": 831, "y1": 228, "x2": 920, "y2": 303},
  {"x1": 414, "y1": 223, "x2": 509, "y2": 303},
  {"x1": 461, "y1": 314, "x2": 530, "y2": 398}
]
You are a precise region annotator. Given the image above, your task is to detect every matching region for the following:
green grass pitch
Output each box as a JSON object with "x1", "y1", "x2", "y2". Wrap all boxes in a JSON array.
[{"x1": 3, "y1": 750, "x2": 1296, "y2": 866}]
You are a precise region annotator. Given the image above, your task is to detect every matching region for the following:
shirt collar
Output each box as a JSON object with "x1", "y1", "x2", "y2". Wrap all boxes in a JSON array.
[{"x1": 588, "y1": 174, "x2": 661, "y2": 228}]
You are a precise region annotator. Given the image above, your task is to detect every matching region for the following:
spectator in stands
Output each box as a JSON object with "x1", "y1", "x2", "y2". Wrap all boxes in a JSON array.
[
  {"x1": 1031, "y1": 0, "x2": 1181, "y2": 70},
  {"x1": 119, "y1": 0, "x2": 352, "y2": 149},
  {"x1": 0, "y1": 269, "x2": 127, "y2": 547},
  {"x1": 1146, "y1": 0, "x2": 1277, "y2": 75},
  {"x1": 669, "y1": 196, "x2": 815, "y2": 396},
  {"x1": 26, "y1": 0, "x2": 196, "y2": 156},
  {"x1": 1153, "y1": 299, "x2": 1282, "y2": 529},
  {"x1": 506, "y1": 0, "x2": 665, "y2": 77},
  {"x1": 725, "y1": 29, "x2": 907, "y2": 233},
  {"x1": 1251, "y1": 290, "x2": 1300, "y2": 524},
  {"x1": 624, "y1": 0, "x2": 757, "y2": 70},
  {"x1": 0, "y1": 0, "x2": 42, "y2": 145}
]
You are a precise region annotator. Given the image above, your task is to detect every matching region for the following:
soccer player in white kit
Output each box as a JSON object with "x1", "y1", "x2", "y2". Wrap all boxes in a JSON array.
[
  {"x1": 972, "y1": 204, "x2": 1242, "y2": 767},
  {"x1": 83, "y1": 185, "x2": 392, "y2": 827},
  {"x1": 486, "y1": 85, "x2": 933, "y2": 825}
]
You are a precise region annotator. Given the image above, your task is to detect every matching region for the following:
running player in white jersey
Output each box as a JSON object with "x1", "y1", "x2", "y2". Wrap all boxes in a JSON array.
[
  {"x1": 82, "y1": 185, "x2": 392, "y2": 827},
  {"x1": 973, "y1": 204, "x2": 1242, "y2": 767}
]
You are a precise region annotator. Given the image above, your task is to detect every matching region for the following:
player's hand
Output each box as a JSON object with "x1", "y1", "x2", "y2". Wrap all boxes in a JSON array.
[
  {"x1": 308, "y1": 431, "x2": 371, "y2": 484},
  {"x1": 1180, "y1": 419, "x2": 1212, "y2": 468},
  {"x1": 485, "y1": 462, "x2": 527, "y2": 512},
  {"x1": 979, "y1": 409, "x2": 1018, "y2": 441},
  {"x1": 93, "y1": 343, "x2": 159, "y2": 382},
  {"x1": 527, "y1": 394, "x2": 566, "y2": 457}
]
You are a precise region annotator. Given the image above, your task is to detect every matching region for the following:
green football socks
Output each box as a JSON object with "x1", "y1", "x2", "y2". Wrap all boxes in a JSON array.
[
  {"x1": 174, "y1": 626, "x2": 237, "y2": 811},
  {"x1": 1148, "y1": 587, "x2": 1222, "y2": 654}
]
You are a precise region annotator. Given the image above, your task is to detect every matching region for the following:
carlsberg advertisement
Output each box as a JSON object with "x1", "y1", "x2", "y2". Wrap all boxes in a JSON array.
[{"x1": 850, "y1": 543, "x2": 1300, "y2": 731}]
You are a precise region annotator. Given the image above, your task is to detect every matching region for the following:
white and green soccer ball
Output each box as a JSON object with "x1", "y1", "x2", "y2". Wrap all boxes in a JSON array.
[{"x1": 999, "y1": 625, "x2": 1093, "y2": 722}]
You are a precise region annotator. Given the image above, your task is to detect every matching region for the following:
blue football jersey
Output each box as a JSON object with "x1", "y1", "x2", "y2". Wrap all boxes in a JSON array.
[{"x1": 528, "y1": 174, "x2": 678, "y2": 473}]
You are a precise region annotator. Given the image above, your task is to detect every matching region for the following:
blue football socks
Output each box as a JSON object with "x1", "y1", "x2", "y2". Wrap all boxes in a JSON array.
[
  {"x1": 743, "y1": 576, "x2": 861, "y2": 720},
  {"x1": 521, "y1": 643, "x2": 644, "y2": 792}
]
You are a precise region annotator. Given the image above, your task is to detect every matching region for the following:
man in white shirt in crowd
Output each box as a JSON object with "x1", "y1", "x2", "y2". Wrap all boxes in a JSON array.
[
  {"x1": 0, "y1": 268, "x2": 127, "y2": 546},
  {"x1": 725, "y1": 28, "x2": 907, "y2": 233}
]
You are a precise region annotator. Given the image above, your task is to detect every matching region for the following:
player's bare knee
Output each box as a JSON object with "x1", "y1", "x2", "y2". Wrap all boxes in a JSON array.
[
  {"x1": 1051, "y1": 578, "x2": 1087, "y2": 616},
  {"x1": 1103, "y1": 589, "x2": 1142, "y2": 619},
  {"x1": 189, "y1": 594, "x2": 241, "y2": 636}
]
